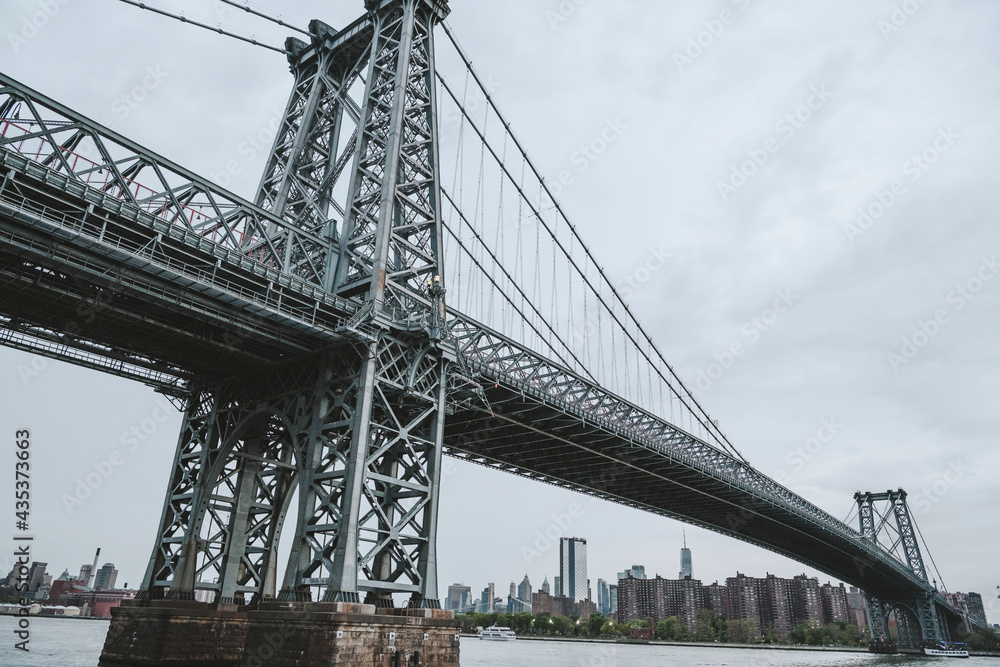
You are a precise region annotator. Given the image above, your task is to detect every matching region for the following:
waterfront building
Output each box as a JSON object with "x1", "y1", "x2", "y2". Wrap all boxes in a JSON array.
[
  {"x1": 846, "y1": 586, "x2": 869, "y2": 632},
  {"x1": 726, "y1": 573, "x2": 762, "y2": 632},
  {"x1": 609, "y1": 584, "x2": 618, "y2": 615},
  {"x1": 760, "y1": 574, "x2": 795, "y2": 638},
  {"x1": 57, "y1": 587, "x2": 135, "y2": 618},
  {"x1": 94, "y1": 563, "x2": 118, "y2": 591},
  {"x1": 531, "y1": 589, "x2": 596, "y2": 619},
  {"x1": 446, "y1": 583, "x2": 471, "y2": 612},
  {"x1": 702, "y1": 581, "x2": 728, "y2": 619},
  {"x1": 966, "y1": 592, "x2": 987, "y2": 628},
  {"x1": 820, "y1": 582, "x2": 850, "y2": 624},
  {"x1": 792, "y1": 574, "x2": 824, "y2": 626},
  {"x1": 616, "y1": 574, "x2": 704, "y2": 631},
  {"x1": 26, "y1": 562, "x2": 48, "y2": 593}
]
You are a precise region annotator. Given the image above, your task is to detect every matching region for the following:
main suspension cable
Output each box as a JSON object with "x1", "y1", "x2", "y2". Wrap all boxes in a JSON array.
[
  {"x1": 116, "y1": 0, "x2": 287, "y2": 53},
  {"x1": 215, "y1": 0, "x2": 310, "y2": 35},
  {"x1": 437, "y1": 25, "x2": 748, "y2": 463}
]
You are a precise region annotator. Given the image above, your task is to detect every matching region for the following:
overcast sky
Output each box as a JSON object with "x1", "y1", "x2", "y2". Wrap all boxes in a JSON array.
[{"x1": 0, "y1": 0, "x2": 997, "y2": 623}]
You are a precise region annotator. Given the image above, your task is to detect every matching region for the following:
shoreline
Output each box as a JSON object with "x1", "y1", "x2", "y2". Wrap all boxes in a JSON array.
[
  {"x1": 463, "y1": 633, "x2": 866, "y2": 653},
  {"x1": 461, "y1": 633, "x2": 1000, "y2": 658}
]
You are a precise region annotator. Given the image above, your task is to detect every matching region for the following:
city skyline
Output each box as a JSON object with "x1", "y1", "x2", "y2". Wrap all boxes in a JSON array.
[
  {"x1": 444, "y1": 535, "x2": 994, "y2": 629},
  {"x1": 0, "y1": 0, "x2": 997, "y2": 627}
]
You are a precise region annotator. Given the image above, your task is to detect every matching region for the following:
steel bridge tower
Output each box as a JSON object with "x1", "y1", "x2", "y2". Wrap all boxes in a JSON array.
[
  {"x1": 138, "y1": 0, "x2": 454, "y2": 611},
  {"x1": 855, "y1": 489, "x2": 951, "y2": 651}
]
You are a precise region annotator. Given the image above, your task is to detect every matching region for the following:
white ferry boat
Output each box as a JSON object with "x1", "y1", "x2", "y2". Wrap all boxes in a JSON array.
[
  {"x1": 923, "y1": 643, "x2": 970, "y2": 658},
  {"x1": 478, "y1": 625, "x2": 516, "y2": 641}
]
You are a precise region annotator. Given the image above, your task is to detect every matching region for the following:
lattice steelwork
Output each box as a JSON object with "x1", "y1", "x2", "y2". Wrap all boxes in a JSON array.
[
  {"x1": 855, "y1": 490, "x2": 950, "y2": 648},
  {"x1": 137, "y1": 0, "x2": 453, "y2": 608},
  {"x1": 0, "y1": 0, "x2": 974, "y2": 636}
]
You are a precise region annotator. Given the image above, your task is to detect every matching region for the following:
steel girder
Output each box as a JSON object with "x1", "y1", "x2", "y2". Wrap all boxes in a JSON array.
[
  {"x1": 317, "y1": 0, "x2": 451, "y2": 607},
  {"x1": 138, "y1": 365, "x2": 315, "y2": 604},
  {"x1": 865, "y1": 591, "x2": 949, "y2": 649},
  {"x1": 0, "y1": 74, "x2": 334, "y2": 288},
  {"x1": 0, "y1": 0, "x2": 964, "y2": 619},
  {"x1": 255, "y1": 19, "x2": 369, "y2": 288},
  {"x1": 334, "y1": 0, "x2": 449, "y2": 316},
  {"x1": 854, "y1": 490, "x2": 928, "y2": 583}
]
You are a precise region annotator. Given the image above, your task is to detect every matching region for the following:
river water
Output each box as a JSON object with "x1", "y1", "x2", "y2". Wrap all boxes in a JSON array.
[{"x1": 0, "y1": 616, "x2": 992, "y2": 666}]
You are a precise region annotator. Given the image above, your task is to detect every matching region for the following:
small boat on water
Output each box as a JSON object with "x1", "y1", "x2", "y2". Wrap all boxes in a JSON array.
[
  {"x1": 923, "y1": 642, "x2": 970, "y2": 658},
  {"x1": 478, "y1": 625, "x2": 516, "y2": 641}
]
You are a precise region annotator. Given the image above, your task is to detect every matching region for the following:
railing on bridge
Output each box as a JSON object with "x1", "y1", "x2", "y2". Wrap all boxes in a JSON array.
[{"x1": 0, "y1": 73, "x2": 336, "y2": 290}]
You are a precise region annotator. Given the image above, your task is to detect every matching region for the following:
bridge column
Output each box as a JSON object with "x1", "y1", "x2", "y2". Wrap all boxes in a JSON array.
[
  {"x1": 865, "y1": 592, "x2": 896, "y2": 653},
  {"x1": 137, "y1": 390, "x2": 222, "y2": 601},
  {"x1": 914, "y1": 591, "x2": 949, "y2": 645}
]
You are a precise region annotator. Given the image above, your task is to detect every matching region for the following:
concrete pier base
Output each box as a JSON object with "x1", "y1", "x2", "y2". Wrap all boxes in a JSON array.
[{"x1": 100, "y1": 599, "x2": 461, "y2": 666}]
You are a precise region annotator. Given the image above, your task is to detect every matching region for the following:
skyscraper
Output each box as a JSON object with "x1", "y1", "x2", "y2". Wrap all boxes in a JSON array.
[
  {"x1": 26, "y1": 562, "x2": 47, "y2": 592},
  {"x1": 446, "y1": 583, "x2": 471, "y2": 612},
  {"x1": 679, "y1": 531, "x2": 692, "y2": 579},
  {"x1": 967, "y1": 592, "x2": 987, "y2": 628},
  {"x1": 554, "y1": 576, "x2": 561, "y2": 597},
  {"x1": 480, "y1": 582, "x2": 495, "y2": 612},
  {"x1": 617, "y1": 565, "x2": 646, "y2": 582},
  {"x1": 541, "y1": 576, "x2": 550, "y2": 595},
  {"x1": 94, "y1": 563, "x2": 118, "y2": 591},
  {"x1": 597, "y1": 578, "x2": 610, "y2": 615},
  {"x1": 559, "y1": 537, "x2": 588, "y2": 602},
  {"x1": 517, "y1": 574, "x2": 532, "y2": 613},
  {"x1": 609, "y1": 584, "x2": 618, "y2": 614}
]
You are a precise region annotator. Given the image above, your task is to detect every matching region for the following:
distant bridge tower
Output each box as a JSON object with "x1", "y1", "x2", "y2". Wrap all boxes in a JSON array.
[
  {"x1": 855, "y1": 489, "x2": 950, "y2": 650},
  {"x1": 138, "y1": 0, "x2": 453, "y2": 610}
]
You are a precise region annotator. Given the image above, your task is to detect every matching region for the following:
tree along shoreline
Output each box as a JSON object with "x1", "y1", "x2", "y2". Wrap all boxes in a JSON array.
[
  {"x1": 457, "y1": 610, "x2": 1000, "y2": 652},
  {"x1": 465, "y1": 633, "x2": 870, "y2": 652}
]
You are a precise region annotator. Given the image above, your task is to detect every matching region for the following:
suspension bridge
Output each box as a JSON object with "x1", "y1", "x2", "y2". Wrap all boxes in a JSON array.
[{"x1": 0, "y1": 0, "x2": 980, "y2": 662}]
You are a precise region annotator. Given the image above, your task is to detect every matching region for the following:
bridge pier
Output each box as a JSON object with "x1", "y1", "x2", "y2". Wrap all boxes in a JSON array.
[{"x1": 100, "y1": 599, "x2": 460, "y2": 666}]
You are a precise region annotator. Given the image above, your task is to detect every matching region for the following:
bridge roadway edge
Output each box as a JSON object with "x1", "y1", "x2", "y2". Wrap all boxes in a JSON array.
[{"x1": 99, "y1": 599, "x2": 461, "y2": 666}]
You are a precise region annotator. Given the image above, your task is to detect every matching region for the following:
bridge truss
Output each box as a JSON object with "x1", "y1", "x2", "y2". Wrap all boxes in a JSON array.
[{"x1": 0, "y1": 0, "x2": 978, "y2": 647}]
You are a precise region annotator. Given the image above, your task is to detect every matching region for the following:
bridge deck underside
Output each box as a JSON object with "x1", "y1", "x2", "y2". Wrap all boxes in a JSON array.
[
  {"x1": 445, "y1": 385, "x2": 927, "y2": 595},
  {"x1": 0, "y1": 151, "x2": 353, "y2": 387}
]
